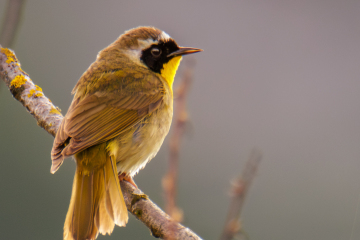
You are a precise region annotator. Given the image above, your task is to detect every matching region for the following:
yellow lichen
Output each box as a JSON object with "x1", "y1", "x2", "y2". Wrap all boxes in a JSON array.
[
  {"x1": 10, "y1": 75, "x2": 27, "y2": 88},
  {"x1": 50, "y1": 107, "x2": 61, "y2": 115},
  {"x1": 27, "y1": 85, "x2": 44, "y2": 97},
  {"x1": 16, "y1": 64, "x2": 23, "y2": 71},
  {"x1": 6, "y1": 57, "x2": 14, "y2": 64},
  {"x1": 35, "y1": 85, "x2": 42, "y2": 92},
  {"x1": 28, "y1": 90, "x2": 44, "y2": 98},
  {"x1": 28, "y1": 89, "x2": 36, "y2": 97},
  {"x1": 1, "y1": 48, "x2": 17, "y2": 61}
]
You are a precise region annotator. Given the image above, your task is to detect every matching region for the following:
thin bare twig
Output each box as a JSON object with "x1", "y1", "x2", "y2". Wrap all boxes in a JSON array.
[
  {"x1": 219, "y1": 150, "x2": 262, "y2": 240},
  {"x1": 163, "y1": 59, "x2": 195, "y2": 220},
  {"x1": 0, "y1": 0, "x2": 26, "y2": 48},
  {"x1": 0, "y1": 45, "x2": 202, "y2": 240},
  {"x1": 162, "y1": 59, "x2": 195, "y2": 239}
]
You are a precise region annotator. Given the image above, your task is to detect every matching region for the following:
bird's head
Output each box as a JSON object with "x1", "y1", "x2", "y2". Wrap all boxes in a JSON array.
[{"x1": 105, "y1": 26, "x2": 202, "y2": 87}]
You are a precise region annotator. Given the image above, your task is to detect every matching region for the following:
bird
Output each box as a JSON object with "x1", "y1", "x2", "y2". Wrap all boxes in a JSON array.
[{"x1": 50, "y1": 26, "x2": 202, "y2": 240}]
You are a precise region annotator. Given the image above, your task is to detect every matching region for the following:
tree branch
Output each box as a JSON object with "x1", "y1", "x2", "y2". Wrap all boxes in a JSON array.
[
  {"x1": 121, "y1": 181, "x2": 201, "y2": 239},
  {"x1": 0, "y1": 45, "x2": 202, "y2": 240},
  {"x1": 219, "y1": 150, "x2": 262, "y2": 240}
]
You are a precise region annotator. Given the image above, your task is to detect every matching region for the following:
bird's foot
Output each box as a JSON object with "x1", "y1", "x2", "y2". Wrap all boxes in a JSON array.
[
  {"x1": 118, "y1": 173, "x2": 138, "y2": 189},
  {"x1": 118, "y1": 173, "x2": 148, "y2": 202}
]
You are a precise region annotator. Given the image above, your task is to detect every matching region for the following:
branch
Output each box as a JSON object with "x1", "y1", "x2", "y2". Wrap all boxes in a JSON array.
[
  {"x1": 121, "y1": 181, "x2": 202, "y2": 239},
  {"x1": 219, "y1": 150, "x2": 262, "y2": 240},
  {"x1": 162, "y1": 60, "x2": 195, "y2": 240},
  {"x1": 0, "y1": 45, "x2": 202, "y2": 240},
  {"x1": 0, "y1": 47, "x2": 62, "y2": 136},
  {"x1": 162, "y1": 59, "x2": 195, "y2": 221},
  {"x1": 0, "y1": 0, "x2": 26, "y2": 48}
]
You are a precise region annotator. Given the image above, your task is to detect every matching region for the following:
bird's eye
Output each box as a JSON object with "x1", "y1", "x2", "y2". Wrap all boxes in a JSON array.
[{"x1": 151, "y1": 48, "x2": 161, "y2": 57}]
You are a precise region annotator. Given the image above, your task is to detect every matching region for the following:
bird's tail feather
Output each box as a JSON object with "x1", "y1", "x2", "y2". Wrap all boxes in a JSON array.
[{"x1": 64, "y1": 155, "x2": 128, "y2": 240}]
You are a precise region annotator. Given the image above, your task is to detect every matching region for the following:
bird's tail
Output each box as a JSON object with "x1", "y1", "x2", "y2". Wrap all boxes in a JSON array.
[{"x1": 64, "y1": 152, "x2": 128, "y2": 240}]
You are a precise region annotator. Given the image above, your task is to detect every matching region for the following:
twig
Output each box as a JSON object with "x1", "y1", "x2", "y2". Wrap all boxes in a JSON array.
[
  {"x1": 162, "y1": 60, "x2": 194, "y2": 220},
  {"x1": 0, "y1": 0, "x2": 26, "y2": 48},
  {"x1": 162, "y1": 59, "x2": 194, "y2": 239},
  {"x1": 121, "y1": 181, "x2": 202, "y2": 239},
  {"x1": 0, "y1": 45, "x2": 202, "y2": 240},
  {"x1": 219, "y1": 150, "x2": 262, "y2": 240}
]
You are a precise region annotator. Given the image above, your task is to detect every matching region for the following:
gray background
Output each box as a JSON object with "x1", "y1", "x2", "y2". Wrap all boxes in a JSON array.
[{"x1": 1, "y1": 0, "x2": 360, "y2": 239}]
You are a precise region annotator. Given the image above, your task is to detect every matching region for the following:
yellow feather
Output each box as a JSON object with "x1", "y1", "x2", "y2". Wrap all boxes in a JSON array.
[{"x1": 160, "y1": 56, "x2": 182, "y2": 90}]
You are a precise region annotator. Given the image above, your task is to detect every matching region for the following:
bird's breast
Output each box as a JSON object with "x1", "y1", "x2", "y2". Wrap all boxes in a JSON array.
[{"x1": 110, "y1": 99, "x2": 173, "y2": 176}]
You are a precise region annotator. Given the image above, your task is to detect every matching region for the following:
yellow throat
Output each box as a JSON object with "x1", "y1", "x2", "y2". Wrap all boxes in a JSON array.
[{"x1": 160, "y1": 56, "x2": 182, "y2": 90}]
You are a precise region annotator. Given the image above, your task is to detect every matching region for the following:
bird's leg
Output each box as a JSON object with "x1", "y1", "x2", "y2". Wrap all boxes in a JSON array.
[
  {"x1": 118, "y1": 173, "x2": 138, "y2": 188},
  {"x1": 118, "y1": 173, "x2": 148, "y2": 201}
]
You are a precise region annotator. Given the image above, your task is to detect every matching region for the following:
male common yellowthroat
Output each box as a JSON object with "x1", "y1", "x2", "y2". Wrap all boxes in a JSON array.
[{"x1": 50, "y1": 26, "x2": 202, "y2": 240}]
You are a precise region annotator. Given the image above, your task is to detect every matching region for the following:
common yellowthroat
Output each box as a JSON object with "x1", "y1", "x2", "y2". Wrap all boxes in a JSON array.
[{"x1": 50, "y1": 26, "x2": 202, "y2": 240}]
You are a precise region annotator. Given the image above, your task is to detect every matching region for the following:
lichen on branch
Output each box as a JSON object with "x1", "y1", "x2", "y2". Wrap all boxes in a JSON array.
[{"x1": 0, "y1": 47, "x2": 62, "y2": 136}]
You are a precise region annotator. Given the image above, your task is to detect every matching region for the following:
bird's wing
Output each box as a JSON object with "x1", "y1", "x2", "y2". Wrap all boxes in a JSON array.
[{"x1": 51, "y1": 70, "x2": 165, "y2": 173}]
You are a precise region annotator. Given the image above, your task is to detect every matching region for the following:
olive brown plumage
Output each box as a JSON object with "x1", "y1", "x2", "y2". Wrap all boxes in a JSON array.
[{"x1": 51, "y1": 26, "x2": 202, "y2": 240}]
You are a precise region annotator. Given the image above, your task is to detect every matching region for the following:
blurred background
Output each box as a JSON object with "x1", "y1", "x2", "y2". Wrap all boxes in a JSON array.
[{"x1": 1, "y1": 1, "x2": 360, "y2": 239}]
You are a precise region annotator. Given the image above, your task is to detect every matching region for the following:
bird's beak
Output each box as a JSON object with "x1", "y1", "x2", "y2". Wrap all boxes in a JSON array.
[{"x1": 167, "y1": 47, "x2": 203, "y2": 57}]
